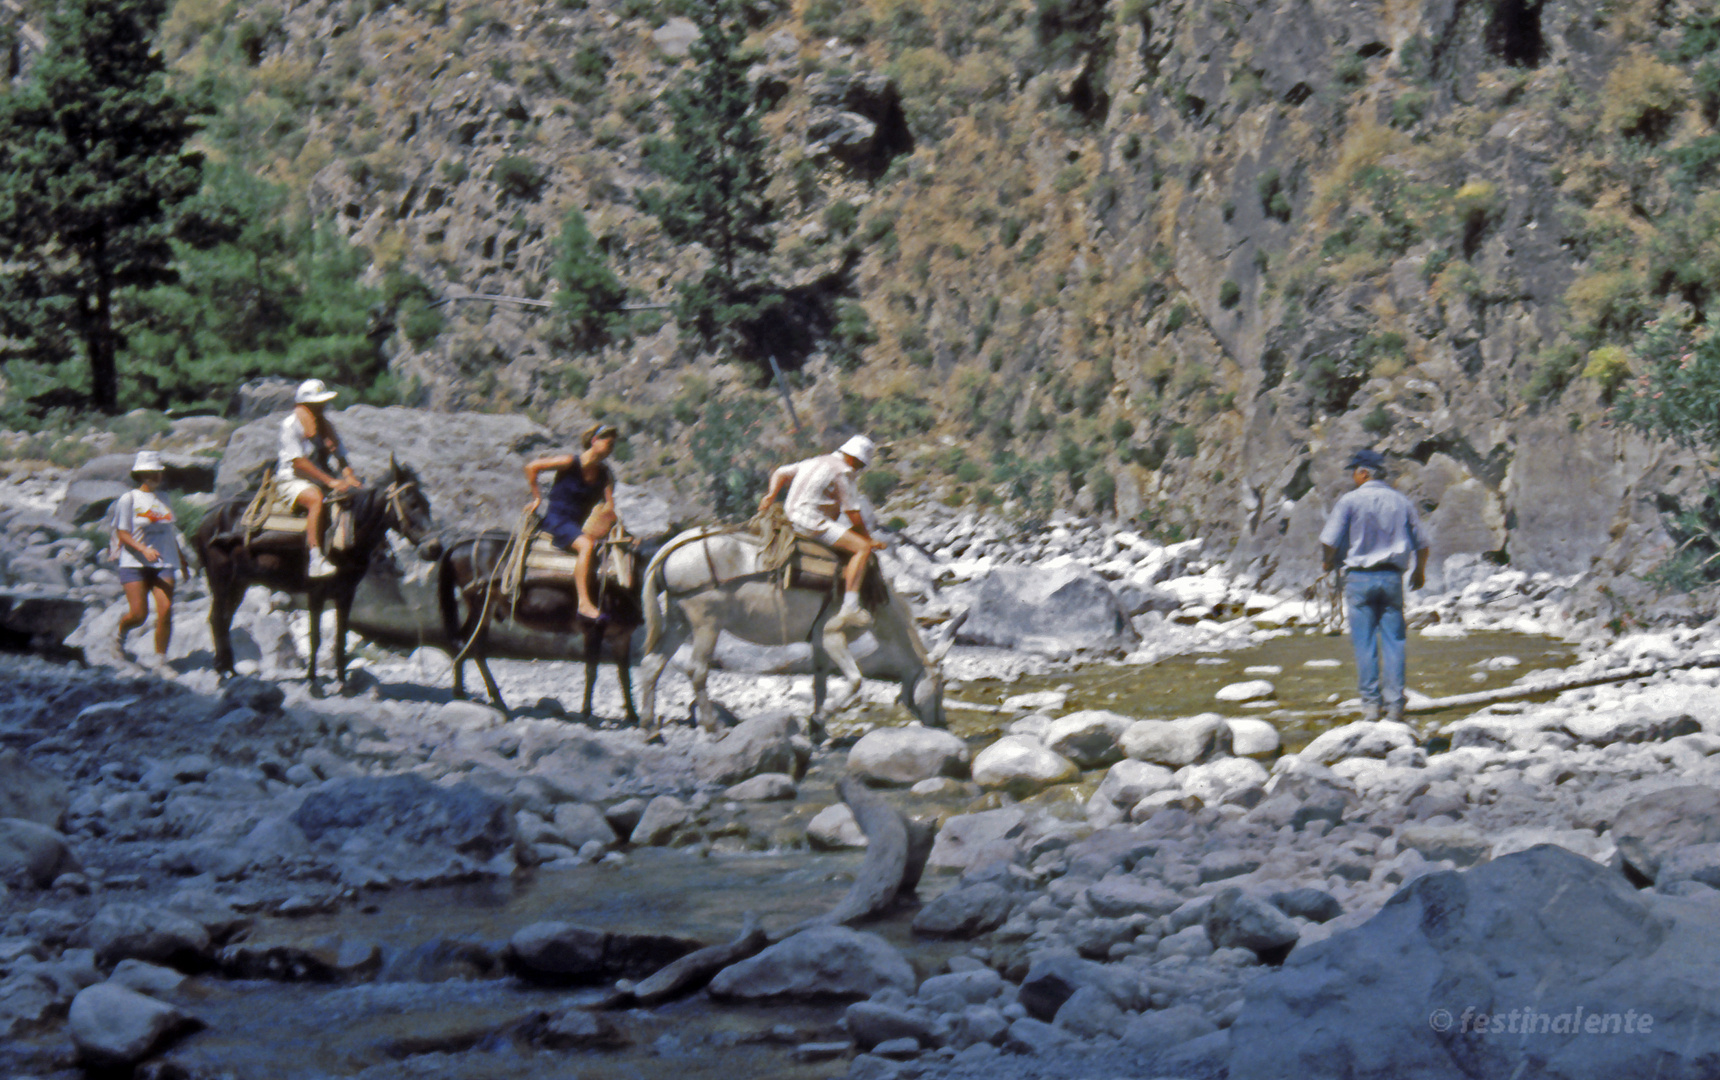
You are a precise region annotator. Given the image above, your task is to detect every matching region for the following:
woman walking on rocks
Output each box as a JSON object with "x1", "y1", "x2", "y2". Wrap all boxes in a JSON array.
[
  {"x1": 524, "y1": 422, "x2": 620, "y2": 620},
  {"x1": 111, "y1": 451, "x2": 185, "y2": 666}
]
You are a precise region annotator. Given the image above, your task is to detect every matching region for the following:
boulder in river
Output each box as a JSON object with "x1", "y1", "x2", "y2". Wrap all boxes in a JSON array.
[
  {"x1": 970, "y1": 736, "x2": 1078, "y2": 793},
  {"x1": 1228, "y1": 845, "x2": 1720, "y2": 1079},
  {"x1": 1611, "y1": 785, "x2": 1720, "y2": 883},
  {"x1": 505, "y1": 922, "x2": 701, "y2": 983},
  {"x1": 0, "y1": 818, "x2": 78, "y2": 888},
  {"x1": 847, "y1": 726, "x2": 970, "y2": 786},
  {"x1": 955, "y1": 564, "x2": 1138, "y2": 656},
  {"x1": 912, "y1": 881, "x2": 1014, "y2": 938},
  {"x1": 68, "y1": 982, "x2": 199, "y2": 1067},
  {"x1": 88, "y1": 904, "x2": 212, "y2": 968},
  {"x1": 1041, "y1": 710, "x2": 1130, "y2": 767},
  {"x1": 807, "y1": 803, "x2": 867, "y2": 850},
  {"x1": 0, "y1": 748, "x2": 69, "y2": 827},
  {"x1": 289, "y1": 774, "x2": 517, "y2": 881},
  {"x1": 1298, "y1": 719, "x2": 1418, "y2": 765},
  {"x1": 926, "y1": 808, "x2": 1027, "y2": 872},
  {"x1": 693, "y1": 713, "x2": 810, "y2": 786},
  {"x1": 1120, "y1": 714, "x2": 1232, "y2": 767},
  {"x1": 707, "y1": 926, "x2": 915, "y2": 1001},
  {"x1": 629, "y1": 796, "x2": 691, "y2": 846}
]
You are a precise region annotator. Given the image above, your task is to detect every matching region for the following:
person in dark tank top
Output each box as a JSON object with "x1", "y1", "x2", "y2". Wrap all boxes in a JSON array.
[{"x1": 524, "y1": 422, "x2": 620, "y2": 620}]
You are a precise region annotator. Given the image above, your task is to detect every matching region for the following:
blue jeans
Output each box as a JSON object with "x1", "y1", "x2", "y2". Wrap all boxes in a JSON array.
[{"x1": 1345, "y1": 568, "x2": 1406, "y2": 715}]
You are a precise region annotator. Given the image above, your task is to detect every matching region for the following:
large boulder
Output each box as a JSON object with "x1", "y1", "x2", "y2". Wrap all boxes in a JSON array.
[
  {"x1": 912, "y1": 882, "x2": 1015, "y2": 938},
  {"x1": 971, "y1": 737, "x2": 1079, "y2": 793},
  {"x1": 54, "y1": 478, "x2": 130, "y2": 526},
  {"x1": 1203, "y1": 887, "x2": 1300, "y2": 961},
  {"x1": 505, "y1": 922, "x2": 700, "y2": 983},
  {"x1": 926, "y1": 808, "x2": 1027, "y2": 872},
  {"x1": 956, "y1": 564, "x2": 1139, "y2": 655},
  {"x1": 0, "y1": 818, "x2": 78, "y2": 888},
  {"x1": 67, "y1": 983, "x2": 198, "y2": 1066},
  {"x1": 694, "y1": 713, "x2": 809, "y2": 787},
  {"x1": 1228, "y1": 845, "x2": 1720, "y2": 1079},
  {"x1": 1042, "y1": 710, "x2": 1130, "y2": 768},
  {"x1": 1121, "y1": 714, "x2": 1232, "y2": 767},
  {"x1": 1299, "y1": 720, "x2": 1418, "y2": 766},
  {"x1": 289, "y1": 774, "x2": 517, "y2": 881},
  {"x1": 707, "y1": 927, "x2": 915, "y2": 1001},
  {"x1": 88, "y1": 904, "x2": 212, "y2": 968},
  {"x1": 848, "y1": 726, "x2": 970, "y2": 786},
  {"x1": 1612, "y1": 785, "x2": 1720, "y2": 883},
  {"x1": 0, "y1": 749, "x2": 69, "y2": 827},
  {"x1": 72, "y1": 452, "x2": 216, "y2": 494}
]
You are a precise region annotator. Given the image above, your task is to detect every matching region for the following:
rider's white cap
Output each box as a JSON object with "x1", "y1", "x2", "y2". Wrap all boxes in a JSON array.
[
  {"x1": 131, "y1": 450, "x2": 164, "y2": 474},
  {"x1": 838, "y1": 434, "x2": 875, "y2": 467},
  {"x1": 295, "y1": 378, "x2": 339, "y2": 405}
]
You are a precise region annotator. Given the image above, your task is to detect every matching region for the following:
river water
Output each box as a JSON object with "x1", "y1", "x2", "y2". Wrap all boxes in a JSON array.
[{"x1": 33, "y1": 630, "x2": 1575, "y2": 1079}]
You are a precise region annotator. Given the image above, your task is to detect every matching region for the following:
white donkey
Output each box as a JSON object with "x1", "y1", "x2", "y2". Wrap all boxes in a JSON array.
[{"x1": 638, "y1": 528, "x2": 951, "y2": 735}]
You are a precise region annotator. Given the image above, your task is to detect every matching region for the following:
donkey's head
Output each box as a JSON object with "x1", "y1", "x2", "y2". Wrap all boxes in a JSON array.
[
  {"x1": 383, "y1": 454, "x2": 439, "y2": 555},
  {"x1": 909, "y1": 611, "x2": 964, "y2": 729}
]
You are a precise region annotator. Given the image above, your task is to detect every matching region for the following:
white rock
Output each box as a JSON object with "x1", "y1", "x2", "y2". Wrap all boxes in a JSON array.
[
  {"x1": 848, "y1": 727, "x2": 970, "y2": 786},
  {"x1": 1300, "y1": 721, "x2": 1418, "y2": 766},
  {"x1": 808, "y1": 804, "x2": 867, "y2": 849},
  {"x1": 1094, "y1": 759, "x2": 1177, "y2": 808},
  {"x1": 1178, "y1": 758, "x2": 1269, "y2": 804},
  {"x1": 926, "y1": 808, "x2": 1027, "y2": 871},
  {"x1": 1002, "y1": 690, "x2": 1067, "y2": 713},
  {"x1": 724, "y1": 773, "x2": 798, "y2": 801},
  {"x1": 1215, "y1": 680, "x2": 1275, "y2": 703},
  {"x1": 1120, "y1": 714, "x2": 1231, "y2": 767},
  {"x1": 1042, "y1": 710, "x2": 1130, "y2": 767},
  {"x1": 1226, "y1": 719, "x2": 1281, "y2": 758},
  {"x1": 68, "y1": 982, "x2": 194, "y2": 1066},
  {"x1": 1303, "y1": 658, "x2": 1342, "y2": 669},
  {"x1": 971, "y1": 736, "x2": 1079, "y2": 792}
]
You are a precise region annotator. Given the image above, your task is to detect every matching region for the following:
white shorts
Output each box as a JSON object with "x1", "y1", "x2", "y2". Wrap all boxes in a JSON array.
[
  {"x1": 276, "y1": 477, "x2": 320, "y2": 508},
  {"x1": 791, "y1": 514, "x2": 852, "y2": 548}
]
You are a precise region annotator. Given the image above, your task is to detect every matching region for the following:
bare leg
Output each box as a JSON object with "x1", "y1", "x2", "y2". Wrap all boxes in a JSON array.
[
  {"x1": 572, "y1": 533, "x2": 599, "y2": 620},
  {"x1": 117, "y1": 579, "x2": 149, "y2": 654},
  {"x1": 150, "y1": 578, "x2": 175, "y2": 656},
  {"x1": 298, "y1": 487, "x2": 327, "y2": 554}
]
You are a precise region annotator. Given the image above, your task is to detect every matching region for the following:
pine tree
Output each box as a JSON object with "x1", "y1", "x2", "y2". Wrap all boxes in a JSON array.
[
  {"x1": 644, "y1": 0, "x2": 779, "y2": 351},
  {"x1": 0, "y1": 0, "x2": 203, "y2": 414},
  {"x1": 552, "y1": 207, "x2": 628, "y2": 349}
]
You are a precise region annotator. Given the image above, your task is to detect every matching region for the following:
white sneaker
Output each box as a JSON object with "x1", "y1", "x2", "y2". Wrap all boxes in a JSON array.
[{"x1": 308, "y1": 548, "x2": 337, "y2": 579}]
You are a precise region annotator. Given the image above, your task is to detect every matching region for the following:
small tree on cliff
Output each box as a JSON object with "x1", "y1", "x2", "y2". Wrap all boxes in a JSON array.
[
  {"x1": 0, "y1": 0, "x2": 204, "y2": 415},
  {"x1": 642, "y1": 0, "x2": 780, "y2": 353}
]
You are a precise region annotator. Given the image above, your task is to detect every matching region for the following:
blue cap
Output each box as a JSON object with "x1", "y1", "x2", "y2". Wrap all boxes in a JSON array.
[{"x1": 1346, "y1": 448, "x2": 1386, "y2": 472}]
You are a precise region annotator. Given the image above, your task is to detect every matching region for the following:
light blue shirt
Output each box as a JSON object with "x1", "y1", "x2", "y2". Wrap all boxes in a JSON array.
[{"x1": 1320, "y1": 480, "x2": 1429, "y2": 572}]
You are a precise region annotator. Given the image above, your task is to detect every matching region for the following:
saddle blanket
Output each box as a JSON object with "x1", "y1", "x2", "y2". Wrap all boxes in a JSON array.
[{"x1": 524, "y1": 532, "x2": 582, "y2": 576}]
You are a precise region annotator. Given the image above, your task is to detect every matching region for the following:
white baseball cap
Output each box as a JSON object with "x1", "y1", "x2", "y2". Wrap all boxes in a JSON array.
[
  {"x1": 131, "y1": 450, "x2": 164, "y2": 474},
  {"x1": 838, "y1": 434, "x2": 875, "y2": 466},
  {"x1": 295, "y1": 378, "x2": 338, "y2": 404}
]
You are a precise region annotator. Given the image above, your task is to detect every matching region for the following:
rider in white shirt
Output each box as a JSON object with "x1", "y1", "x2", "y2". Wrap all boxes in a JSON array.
[
  {"x1": 757, "y1": 434, "x2": 886, "y2": 630},
  {"x1": 277, "y1": 379, "x2": 361, "y2": 579}
]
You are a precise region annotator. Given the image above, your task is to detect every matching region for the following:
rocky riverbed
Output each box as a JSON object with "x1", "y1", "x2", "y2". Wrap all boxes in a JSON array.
[{"x1": 5, "y1": 440, "x2": 1720, "y2": 1078}]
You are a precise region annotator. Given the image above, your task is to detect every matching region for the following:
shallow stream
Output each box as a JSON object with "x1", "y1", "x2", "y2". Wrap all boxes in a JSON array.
[{"x1": 39, "y1": 631, "x2": 1578, "y2": 1078}]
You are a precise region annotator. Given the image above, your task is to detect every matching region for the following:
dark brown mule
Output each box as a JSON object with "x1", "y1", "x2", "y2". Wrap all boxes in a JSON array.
[
  {"x1": 195, "y1": 458, "x2": 437, "y2": 691},
  {"x1": 435, "y1": 530, "x2": 644, "y2": 721}
]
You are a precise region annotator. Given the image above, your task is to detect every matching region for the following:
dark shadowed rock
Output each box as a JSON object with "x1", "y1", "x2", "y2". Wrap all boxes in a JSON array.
[
  {"x1": 0, "y1": 818, "x2": 78, "y2": 888},
  {"x1": 1612, "y1": 786, "x2": 1720, "y2": 883},
  {"x1": 912, "y1": 882, "x2": 1014, "y2": 938},
  {"x1": 290, "y1": 774, "x2": 516, "y2": 865},
  {"x1": 505, "y1": 921, "x2": 701, "y2": 984},
  {"x1": 1228, "y1": 845, "x2": 1720, "y2": 1080},
  {"x1": 88, "y1": 904, "x2": 212, "y2": 969},
  {"x1": 0, "y1": 749, "x2": 69, "y2": 827}
]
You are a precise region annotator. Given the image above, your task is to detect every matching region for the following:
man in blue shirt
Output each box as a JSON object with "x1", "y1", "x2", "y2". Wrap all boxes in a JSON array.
[{"x1": 1319, "y1": 448, "x2": 1431, "y2": 722}]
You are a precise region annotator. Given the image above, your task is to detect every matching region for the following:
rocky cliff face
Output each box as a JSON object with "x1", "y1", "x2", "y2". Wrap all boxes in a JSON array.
[{"x1": 144, "y1": 0, "x2": 1720, "y2": 597}]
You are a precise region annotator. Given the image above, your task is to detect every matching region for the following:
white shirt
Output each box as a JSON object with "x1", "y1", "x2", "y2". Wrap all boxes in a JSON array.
[
  {"x1": 776, "y1": 453, "x2": 861, "y2": 531},
  {"x1": 276, "y1": 412, "x2": 347, "y2": 482},
  {"x1": 111, "y1": 490, "x2": 179, "y2": 570}
]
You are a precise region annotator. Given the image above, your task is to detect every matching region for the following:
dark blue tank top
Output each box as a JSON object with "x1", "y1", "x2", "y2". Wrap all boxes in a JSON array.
[{"x1": 544, "y1": 460, "x2": 612, "y2": 533}]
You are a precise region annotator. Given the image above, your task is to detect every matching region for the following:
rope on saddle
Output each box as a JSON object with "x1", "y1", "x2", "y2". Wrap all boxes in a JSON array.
[
  {"x1": 748, "y1": 503, "x2": 798, "y2": 575},
  {"x1": 237, "y1": 471, "x2": 278, "y2": 553},
  {"x1": 450, "y1": 509, "x2": 535, "y2": 666}
]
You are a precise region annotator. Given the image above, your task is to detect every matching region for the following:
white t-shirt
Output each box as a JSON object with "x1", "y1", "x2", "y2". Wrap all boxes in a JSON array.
[
  {"x1": 276, "y1": 412, "x2": 348, "y2": 482},
  {"x1": 778, "y1": 452, "x2": 861, "y2": 532},
  {"x1": 111, "y1": 490, "x2": 179, "y2": 570}
]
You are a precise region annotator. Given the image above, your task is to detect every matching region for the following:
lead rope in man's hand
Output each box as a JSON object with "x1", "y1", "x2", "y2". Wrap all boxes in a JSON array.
[{"x1": 1312, "y1": 567, "x2": 1346, "y2": 635}]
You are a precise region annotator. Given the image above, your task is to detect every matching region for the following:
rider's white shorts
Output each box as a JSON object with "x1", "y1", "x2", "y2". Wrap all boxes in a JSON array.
[
  {"x1": 791, "y1": 512, "x2": 851, "y2": 548},
  {"x1": 277, "y1": 477, "x2": 320, "y2": 507}
]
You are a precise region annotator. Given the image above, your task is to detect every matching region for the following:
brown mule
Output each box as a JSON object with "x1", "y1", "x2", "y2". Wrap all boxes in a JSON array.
[{"x1": 436, "y1": 527, "x2": 645, "y2": 721}]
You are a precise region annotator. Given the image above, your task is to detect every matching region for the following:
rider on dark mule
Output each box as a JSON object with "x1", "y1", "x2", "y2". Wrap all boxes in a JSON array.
[
  {"x1": 523, "y1": 421, "x2": 619, "y2": 621},
  {"x1": 278, "y1": 379, "x2": 362, "y2": 579}
]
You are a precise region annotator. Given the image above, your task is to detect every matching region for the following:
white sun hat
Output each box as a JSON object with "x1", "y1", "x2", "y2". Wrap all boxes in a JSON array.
[
  {"x1": 838, "y1": 434, "x2": 876, "y2": 467},
  {"x1": 131, "y1": 450, "x2": 164, "y2": 474},
  {"x1": 295, "y1": 378, "x2": 339, "y2": 404}
]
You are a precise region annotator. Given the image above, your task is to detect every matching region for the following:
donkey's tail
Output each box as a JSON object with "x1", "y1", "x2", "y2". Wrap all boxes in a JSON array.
[{"x1": 641, "y1": 539, "x2": 676, "y2": 655}]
